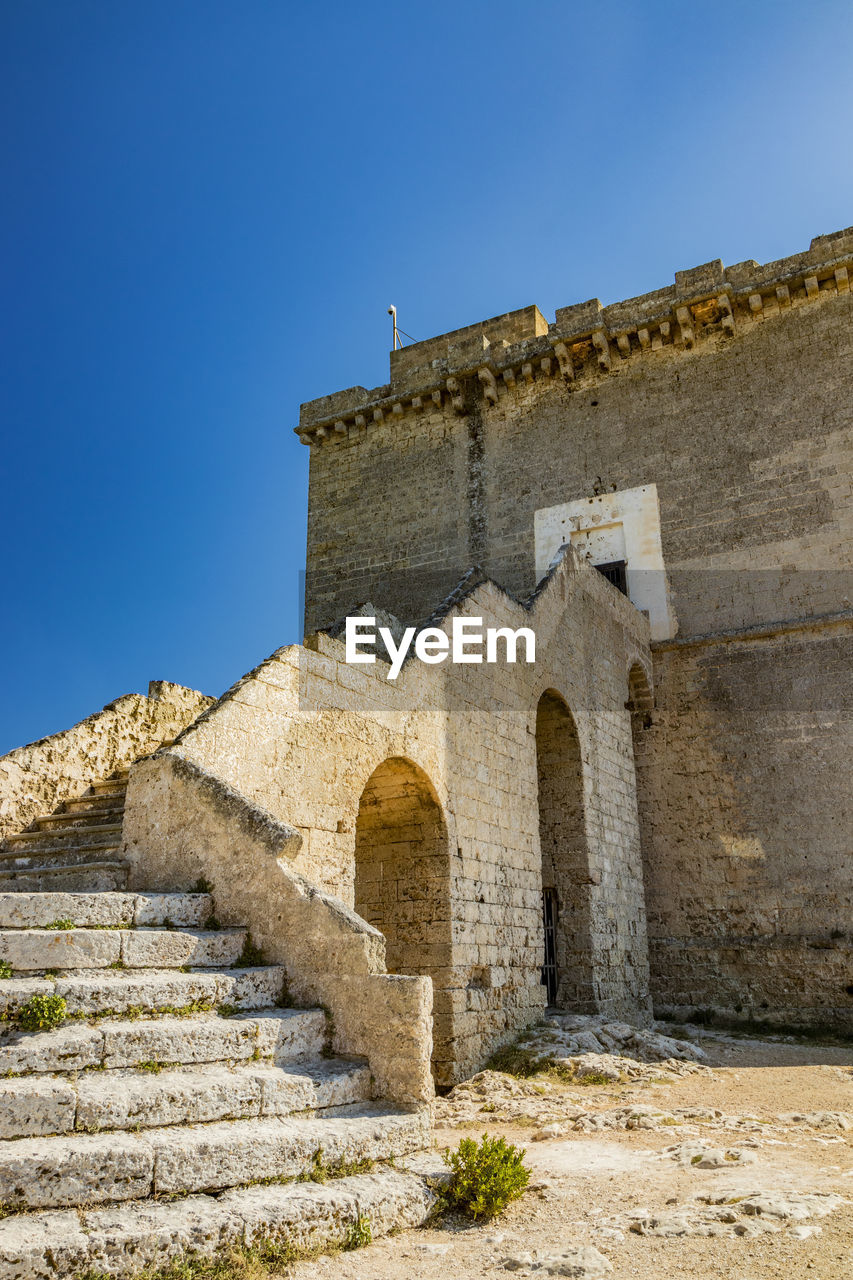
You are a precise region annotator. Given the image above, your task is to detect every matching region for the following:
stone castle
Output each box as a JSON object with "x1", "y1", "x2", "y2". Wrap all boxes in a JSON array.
[{"x1": 0, "y1": 226, "x2": 849, "y2": 1273}]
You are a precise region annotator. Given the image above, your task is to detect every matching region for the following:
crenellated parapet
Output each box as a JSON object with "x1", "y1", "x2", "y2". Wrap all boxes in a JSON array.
[{"x1": 295, "y1": 226, "x2": 853, "y2": 445}]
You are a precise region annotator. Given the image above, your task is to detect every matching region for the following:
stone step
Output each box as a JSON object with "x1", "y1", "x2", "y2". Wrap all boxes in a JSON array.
[
  {"x1": 0, "y1": 1165, "x2": 433, "y2": 1277},
  {"x1": 0, "y1": 1008, "x2": 326, "y2": 1075},
  {"x1": 0, "y1": 1056, "x2": 372, "y2": 1138},
  {"x1": 0, "y1": 891, "x2": 213, "y2": 929},
  {"x1": 0, "y1": 964, "x2": 286, "y2": 1019},
  {"x1": 2, "y1": 824, "x2": 124, "y2": 852},
  {"x1": 0, "y1": 863, "x2": 128, "y2": 893},
  {"x1": 91, "y1": 773, "x2": 129, "y2": 790},
  {"x1": 0, "y1": 1103, "x2": 429, "y2": 1209},
  {"x1": 34, "y1": 807, "x2": 125, "y2": 830},
  {"x1": 0, "y1": 926, "x2": 246, "y2": 971},
  {"x1": 0, "y1": 848, "x2": 122, "y2": 873},
  {"x1": 64, "y1": 793, "x2": 126, "y2": 814}
]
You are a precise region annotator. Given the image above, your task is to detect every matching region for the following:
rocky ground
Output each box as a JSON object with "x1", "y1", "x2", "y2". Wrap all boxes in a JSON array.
[{"x1": 287, "y1": 1018, "x2": 853, "y2": 1280}]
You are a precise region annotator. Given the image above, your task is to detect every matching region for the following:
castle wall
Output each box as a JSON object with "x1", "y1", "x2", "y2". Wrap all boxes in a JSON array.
[
  {"x1": 153, "y1": 553, "x2": 652, "y2": 1083},
  {"x1": 298, "y1": 229, "x2": 853, "y2": 1032}
]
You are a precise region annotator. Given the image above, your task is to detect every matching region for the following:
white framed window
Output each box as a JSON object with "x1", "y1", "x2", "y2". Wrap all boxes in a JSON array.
[{"x1": 534, "y1": 483, "x2": 677, "y2": 640}]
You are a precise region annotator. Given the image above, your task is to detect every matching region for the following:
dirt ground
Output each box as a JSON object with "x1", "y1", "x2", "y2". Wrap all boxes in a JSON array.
[{"x1": 291, "y1": 1031, "x2": 853, "y2": 1280}]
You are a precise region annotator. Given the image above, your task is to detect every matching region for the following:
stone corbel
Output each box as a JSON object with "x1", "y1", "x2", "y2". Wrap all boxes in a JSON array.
[
  {"x1": 354, "y1": 414, "x2": 366, "y2": 430},
  {"x1": 591, "y1": 329, "x2": 611, "y2": 371},
  {"x1": 315, "y1": 425, "x2": 328, "y2": 440},
  {"x1": 637, "y1": 328, "x2": 651, "y2": 350},
  {"x1": 553, "y1": 342, "x2": 574, "y2": 380},
  {"x1": 835, "y1": 266, "x2": 850, "y2": 294},
  {"x1": 675, "y1": 306, "x2": 695, "y2": 348},
  {"x1": 503, "y1": 368, "x2": 516, "y2": 389},
  {"x1": 540, "y1": 356, "x2": 553, "y2": 376},
  {"x1": 804, "y1": 275, "x2": 819, "y2": 299},
  {"x1": 477, "y1": 368, "x2": 499, "y2": 404},
  {"x1": 431, "y1": 389, "x2": 443, "y2": 406},
  {"x1": 717, "y1": 294, "x2": 736, "y2": 333},
  {"x1": 748, "y1": 293, "x2": 764, "y2": 316},
  {"x1": 411, "y1": 396, "x2": 423, "y2": 412},
  {"x1": 334, "y1": 420, "x2": 347, "y2": 436},
  {"x1": 447, "y1": 377, "x2": 466, "y2": 412},
  {"x1": 522, "y1": 362, "x2": 534, "y2": 383},
  {"x1": 373, "y1": 407, "x2": 384, "y2": 423},
  {"x1": 616, "y1": 334, "x2": 631, "y2": 359},
  {"x1": 392, "y1": 402, "x2": 404, "y2": 417},
  {"x1": 776, "y1": 284, "x2": 791, "y2": 308}
]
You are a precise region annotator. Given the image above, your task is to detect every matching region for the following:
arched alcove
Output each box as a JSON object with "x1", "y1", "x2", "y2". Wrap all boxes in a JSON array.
[
  {"x1": 354, "y1": 756, "x2": 452, "y2": 1079},
  {"x1": 536, "y1": 690, "x2": 594, "y2": 1009}
]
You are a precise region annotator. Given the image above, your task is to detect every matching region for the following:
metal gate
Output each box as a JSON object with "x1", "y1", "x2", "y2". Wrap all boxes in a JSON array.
[{"x1": 541, "y1": 887, "x2": 558, "y2": 1005}]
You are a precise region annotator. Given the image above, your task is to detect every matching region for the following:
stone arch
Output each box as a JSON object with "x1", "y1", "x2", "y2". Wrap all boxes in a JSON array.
[
  {"x1": 353, "y1": 756, "x2": 452, "y2": 1080},
  {"x1": 626, "y1": 660, "x2": 654, "y2": 714},
  {"x1": 535, "y1": 690, "x2": 594, "y2": 1009}
]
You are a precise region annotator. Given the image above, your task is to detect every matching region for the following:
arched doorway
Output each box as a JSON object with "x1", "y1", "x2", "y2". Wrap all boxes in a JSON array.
[
  {"x1": 354, "y1": 757, "x2": 452, "y2": 1081},
  {"x1": 536, "y1": 690, "x2": 593, "y2": 1009}
]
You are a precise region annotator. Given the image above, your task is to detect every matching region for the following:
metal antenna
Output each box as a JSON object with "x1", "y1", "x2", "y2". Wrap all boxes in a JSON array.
[{"x1": 387, "y1": 305, "x2": 399, "y2": 350}]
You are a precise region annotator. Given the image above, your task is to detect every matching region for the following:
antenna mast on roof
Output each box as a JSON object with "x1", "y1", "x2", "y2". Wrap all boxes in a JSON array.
[{"x1": 388, "y1": 304, "x2": 400, "y2": 350}]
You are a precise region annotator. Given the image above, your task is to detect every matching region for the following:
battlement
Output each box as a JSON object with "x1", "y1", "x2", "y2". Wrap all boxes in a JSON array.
[{"x1": 296, "y1": 226, "x2": 853, "y2": 443}]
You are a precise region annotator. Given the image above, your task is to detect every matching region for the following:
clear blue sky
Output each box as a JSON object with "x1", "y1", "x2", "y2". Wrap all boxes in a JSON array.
[{"x1": 3, "y1": 1, "x2": 852, "y2": 753}]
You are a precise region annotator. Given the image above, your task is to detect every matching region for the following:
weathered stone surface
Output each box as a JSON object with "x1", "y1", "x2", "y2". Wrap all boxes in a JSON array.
[
  {"x1": 0, "y1": 928, "x2": 120, "y2": 970},
  {"x1": 0, "y1": 1130, "x2": 153, "y2": 1208},
  {"x1": 502, "y1": 1246, "x2": 613, "y2": 1276},
  {"x1": 120, "y1": 928, "x2": 245, "y2": 969},
  {"x1": 0, "y1": 1209, "x2": 90, "y2": 1280},
  {"x1": 0, "y1": 1077, "x2": 76, "y2": 1139},
  {"x1": 0, "y1": 977, "x2": 52, "y2": 1017},
  {"x1": 151, "y1": 1104, "x2": 429, "y2": 1194},
  {"x1": 0, "y1": 1024, "x2": 103, "y2": 1075},
  {"x1": 0, "y1": 681, "x2": 212, "y2": 842},
  {"x1": 132, "y1": 893, "x2": 214, "y2": 927},
  {"x1": 76, "y1": 1065, "x2": 263, "y2": 1132},
  {"x1": 53, "y1": 968, "x2": 224, "y2": 1015},
  {"x1": 251, "y1": 1008, "x2": 328, "y2": 1061},
  {"x1": 0, "y1": 893, "x2": 135, "y2": 929},
  {"x1": 256, "y1": 1058, "x2": 373, "y2": 1114},
  {"x1": 100, "y1": 1014, "x2": 261, "y2": 1069},
  {"x1": 0, "y1": 1169, "x2": 434, "y2": 1278}
]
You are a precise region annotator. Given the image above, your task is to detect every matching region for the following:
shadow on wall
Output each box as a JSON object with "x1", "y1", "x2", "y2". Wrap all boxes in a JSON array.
[
  {"x1": 354, "y1": 756, "x2": 454, "y2": 1082},
  {"x1": 536, "y1": 689, "x2": 594, "y2": 1011}
]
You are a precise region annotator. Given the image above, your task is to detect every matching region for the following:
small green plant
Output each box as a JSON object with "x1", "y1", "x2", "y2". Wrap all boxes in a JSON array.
[
  {"x1": 484, "y1": 1040, "x2": 543, "y2": 1078},
  {"x1": 217, "y1": 1002, "x2": 238, "y2": 1019},
  {"x1": 46, "y1": 918, "x2": 75, "y2": 931},
  {"x1": 137, "y1": 1060, "x2": 163, "y2": 1074},
  {"x1": 0, "y1": 961, "x2": 12, "y2": 980},
  {"x1": 193, "y1": 877, "x2": 213, "y2": 895},
  {"x1": 18, "y1": 993, "x2": 67, "y2": 1032},
  {"x1": 204, "y1": 916, "x2": 222, "y2": 931},
  {"x1": 343, "y1": 1214, "x2": 372, "y2": 1250},
  {"x1": 441, "y1": 1134, "x2": 529, "y2": 1221},
  {"x1": 108, "y1": 960, "x2": 126, "y2": 969},
  {"x1": 236, "y1": 933, "x2": 265, "y2": 967}
]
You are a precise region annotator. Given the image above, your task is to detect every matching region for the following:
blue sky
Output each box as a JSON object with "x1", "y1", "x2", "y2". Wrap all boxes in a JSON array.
[{"x1": 2, "y1": 0, "x2": 852, "y2": 753}]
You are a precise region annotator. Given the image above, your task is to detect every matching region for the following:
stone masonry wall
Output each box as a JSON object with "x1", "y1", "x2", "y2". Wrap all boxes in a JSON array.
[
  {"x1": 0, "y1": 681, "x2": 214, "y2": 839},
  {"x1": 142, "y1": 551, "x2": 652, "y2": 1084},
  {"x1": 297, "y1": 228, "x2": 853, "y2": 1032},
  {"x1": 633, "y1": 620, "x2": 853, "y2": 1031}
]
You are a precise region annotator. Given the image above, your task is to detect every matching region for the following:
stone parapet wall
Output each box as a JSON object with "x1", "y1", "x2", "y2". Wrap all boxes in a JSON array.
[
  {"x1": 122, "y1": 751, "x2": 434, "y2": 1106},
  {"x1": 0, "y1": 681, "x2": 214, "y2": 839}
]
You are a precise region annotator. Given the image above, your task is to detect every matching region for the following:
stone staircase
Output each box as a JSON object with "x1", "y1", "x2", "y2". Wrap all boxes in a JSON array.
[
  {"x1": 0, "y1": 771, "x2": 131, "y2": 892},
  {"x1": 0, "y1": 786, "x2": 434, "y2": 1277}
]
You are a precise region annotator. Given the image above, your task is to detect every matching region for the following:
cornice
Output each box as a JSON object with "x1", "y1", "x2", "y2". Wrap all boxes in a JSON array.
[{"x1": 295, "y1": 227, "x2": 853, "y2": 446}]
